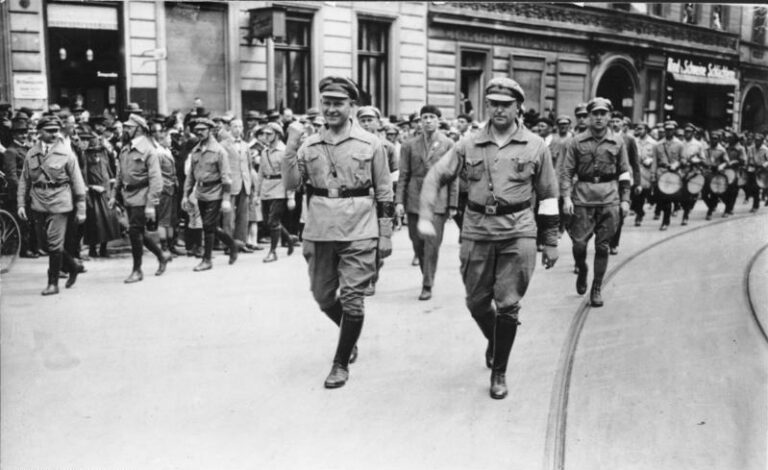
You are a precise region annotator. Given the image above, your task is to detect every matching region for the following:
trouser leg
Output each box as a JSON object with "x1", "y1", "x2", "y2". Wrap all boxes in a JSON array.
[
  {"x1": 127, "y1": 206, "x2": 146, "y2": 271},
  {"x1": 406, "y1": 212, "x2": 424, "y2": 266},
  {"x1": 422, "y1": 213, "x2": 446, "y2": 288}
]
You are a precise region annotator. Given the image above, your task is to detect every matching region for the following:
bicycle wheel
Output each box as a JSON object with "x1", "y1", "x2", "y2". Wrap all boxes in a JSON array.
[{"x1": 0, "y1": 209, "x2": 21, "y2": 274}]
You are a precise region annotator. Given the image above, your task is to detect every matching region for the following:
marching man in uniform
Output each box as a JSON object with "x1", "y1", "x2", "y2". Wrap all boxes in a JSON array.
[
  {"x1": 561, "y1": 98, "x2": 631, "y2": 308},
  {"x1": 419, "y1": 78, "x2": 560, "y2": 399},
  {"x1": 17, "y1": 116, "x2": 87, "y2": 295},
  {"x1": 283, "y1": 76, "x2": 394, "y2": 389}
]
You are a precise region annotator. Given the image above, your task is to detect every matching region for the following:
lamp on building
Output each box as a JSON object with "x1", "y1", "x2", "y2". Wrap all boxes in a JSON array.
[
  {"x1": 59, "y1": 48, "x2": 67, "y2": 60},
  {"x1": 246, "y1": 6, "x2": 286, "y2": 45},
  {"x1": 86, "y1": 49, "x2": 94, "y2": 62}
]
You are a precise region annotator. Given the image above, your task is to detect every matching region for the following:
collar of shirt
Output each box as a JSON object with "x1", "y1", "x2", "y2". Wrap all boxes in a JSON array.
[
  {"x1": 473, "y1": 119, "x2": 530, "y2": 147},
  {"x1": 315, "y1": 119, "x2": 375, "y2": 147},
  {"x1": 579, "y1": 129, "x2": 619, "y2": 145}
]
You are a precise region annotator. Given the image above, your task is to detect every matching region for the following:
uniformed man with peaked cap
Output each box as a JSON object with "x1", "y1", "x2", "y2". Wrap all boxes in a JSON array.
[
  {"x1": 283, "y1": 76, "x2": 394, "y2": 389},
  {"x1": 419, "y1": 77, "x2": 560, "y2": 399}
]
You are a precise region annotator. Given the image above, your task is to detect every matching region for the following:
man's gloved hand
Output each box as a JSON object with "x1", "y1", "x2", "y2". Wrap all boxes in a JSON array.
[
  {"x1": 378, "y1": 236, "x2": 392, "y2": 259},
  {"x1": 541, "y1": 245, "x2": 558, "y2": 269},
  {"x1": 417, "y1": 218, "x2": 436, "y2": 239},
  {"x1": 221, "y1": 199, "x2": 232, "y2": 213},
  {"x1": 620, "y1": 201, "x2": 630, "y2": 218}
]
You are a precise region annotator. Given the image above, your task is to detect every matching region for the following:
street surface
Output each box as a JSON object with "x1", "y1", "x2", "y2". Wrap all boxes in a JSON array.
[{"x1": 1, "y1": 204, "x2": 767, "y2": 469}]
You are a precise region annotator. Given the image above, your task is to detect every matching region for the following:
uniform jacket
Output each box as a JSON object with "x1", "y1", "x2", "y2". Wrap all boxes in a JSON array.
[
  {"x1": 18, "y1": 138, "x2": 86, "y2": 216},
  {"x1": 621, "y1": 132, "x2": 641, "y2": 187},
  {"x1": 636, "y1": 135, "x2": 657, "y2": 185},
  {"x1": 703, "y1": 144, "x2": 728, "y2": 168},
  {"x1": 420, "y1": 120, "x2": 558, "y2": 241},
  {"x1": 396, "y1": 132, "x2": 457, "y2": 214},
  {"x1": 258, "y1": 140, "x2": 287, "y2": 200},
  {"x1": 156, "y1": 145, "x2": 178, "y2": 196},
  {"x1": 114, "y1": 135, "x2": 163, "y2": 208},
  {"x1": 222, "y1": 137, "x2": 252, "y2": 196},
  {"x1": 752, "y1": 144, "x2": 768, "y2": 167},
  {"x1": 548, "y1": 134, "x2": 571, "y2": 172},
  {"x1": 380, "y1": 136, "x2": 399, "y2": 173},
  {"x1": 283, "y1": 119, "x2": 393, "y2": 242},
  {"x1": 184, "y1": 135, "x2": 232, "y2": 202},
  {"x1": 2, "y1": 139, "x2": 27, "y2": 196},
  {"x1": 560, "y1": 129, "x2": 631, "y2": 207},
  {"x1": 682, "y1": 138, "x2": 705, "y2": 161},
  {"x1": 652, "y1": 137, "x2": 685, "y2": 175}
]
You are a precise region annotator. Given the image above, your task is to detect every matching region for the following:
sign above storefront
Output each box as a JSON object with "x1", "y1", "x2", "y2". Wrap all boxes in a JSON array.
[
  {"x1": 13, "y1": 74, "x2": 47, "y2": 100},
  {"x1": 246, "y1": 7, "x2": 286, "y2": 45},
  {"x1": 666, "y1": 57, "x2": 736, "y2": 81}
]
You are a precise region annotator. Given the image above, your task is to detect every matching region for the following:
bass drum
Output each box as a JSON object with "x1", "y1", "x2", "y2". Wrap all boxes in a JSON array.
[
  {"x1": 757, "y1": 168, "x2": 768, "y2": 189},
  {"x1": 685, "y1": 173, "x2": 706, "y2": 195},
  {"x1": 657, "y1": 171, "x2": 683, "y2": 196},
  {"x1": 709, "y1": 173, "x2": 729, "y2": 195}
]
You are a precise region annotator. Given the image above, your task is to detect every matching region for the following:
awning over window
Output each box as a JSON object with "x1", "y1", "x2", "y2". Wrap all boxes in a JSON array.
[
  {"x1": 47, "y1": 4, "x2": 118, "y2": 30},
  {"x1": 669, "y1": 72, "x2": 738, "y2": 87}
]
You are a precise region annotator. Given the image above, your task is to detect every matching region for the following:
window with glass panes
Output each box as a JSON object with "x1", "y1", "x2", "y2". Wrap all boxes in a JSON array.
[
  {"x1": 274, "y1": 14, "x2": 311, "y2": 113},
  {"x1": 357, "y1": 19, "x2": 389, "y2": 113}
]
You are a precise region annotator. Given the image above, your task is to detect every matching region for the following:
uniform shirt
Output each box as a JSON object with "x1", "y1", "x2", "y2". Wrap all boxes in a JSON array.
[
  {"x1": 396, "y1": 131, "x2": 457, "y2": 214},
  {"x1": 184, "y1": 135, "x2": 232, "y2": 202},
  {"x1": 635, "y1": 135, "x2": 657, "y2": 164},
  {"x1": 726, "y1": 143, "x2": 747, "y2": 166},
  {"x1": 2, "y1": 139, "x2": 28, "y2": 196},
  {"x1": 682, "y1": 138, "x2": 705, "y2": 161},
  {"x1": 114, "y1": 135, "x2": 163, "y2": 208},
  {"x1": 652, "y1": 137, "x2": 684, "y2": 176},
  {"x1": 548, "y1": 133, "x2": 571, "y2": 172},
  {"x1": 703, "y1": 144, "x2": 728, "y2": 167},
  {"x1": 156, "y1": 144, "x2": 178, "y2": 196},
  {"x1": 560, "y1": 129, "x2": 631, "y2": 207},
  {"x1": 258, "y1": 140, "x2": 287, "y2": 200},
  {"x1": 621, "y1": 132, "x2": 641, "y2": 187},
  {"x1": 223, "y1": 137, "x2": 252, "y2": 196},
  {"x1": 420, "y1": 121, "x2": 558, "y2": 241},
  {"x1": 380, "y1": 136, "x2": 399, "y2": 173},
  {"x1": 283, "y1": 119, "x2": 393, "y2": 242},
  {"x1": 17, "y1": 138, "x2": 86, "y2": 215},
  {"x1": 753, "y1": 144, "x2": 768, "y2": 167}
]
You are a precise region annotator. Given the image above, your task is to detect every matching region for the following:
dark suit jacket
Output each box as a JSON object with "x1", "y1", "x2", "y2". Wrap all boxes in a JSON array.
[{"x1": 396, "y1": 132, "x2": 457, "y2": 214}]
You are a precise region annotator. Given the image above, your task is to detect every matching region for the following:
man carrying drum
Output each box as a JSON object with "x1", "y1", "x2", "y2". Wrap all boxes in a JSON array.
[
  {"x1": 702, "y1": 132, "x2": 729, "y2": 220},
  {"x1": 678, "y1": 123, "x2": 705, "y2": 226},
  {"x1": 745, "y1": 132, "x2": 767, "y2": 213},
  {"x1": 723, "y1": 132, "x2": 747, "y2": 217},
  {"x1": 652, "y1": 120, "x2": 684, "y2": 230},
  {"x1": 632, "y1": 122, "x2": 657, "y2": 226}
]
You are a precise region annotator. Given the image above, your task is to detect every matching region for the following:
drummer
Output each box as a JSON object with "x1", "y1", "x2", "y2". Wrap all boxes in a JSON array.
[
  {"x1": 678, "y1": 123, "x2": 705, "y2": 225},
  {"x1": 747, "y1": 132, "x2": 768, "y2": 213},
  {"x1": 701, "y1": 131, "x2": 728, "y2": 220},
  {"x1": 652, "y1": 120, "x2": 684, "y2": 230},
  {"x1": 723, "y1": 132, "x2": 747, "y2": 217},
  {"x1": 632, "y1": 122, "x2": 657, "y2": 226}
]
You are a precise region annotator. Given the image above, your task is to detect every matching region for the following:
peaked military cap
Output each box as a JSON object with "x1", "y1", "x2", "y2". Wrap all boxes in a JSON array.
[
  {"x1": 587, "y1": 97, "x2": 613, "y2": 113},
  {"x1": 319, "y1": 76, "x2": 359, "y2": 101},
  {"x1": 485, "y1": 77, "x2": 525, "y2": 103},
  {"x1": 37, "y1": 115, "x2": 63, "y2": 130},
  {"x1": 124, "y1": 113, "x2": 149, "y2": 130}
]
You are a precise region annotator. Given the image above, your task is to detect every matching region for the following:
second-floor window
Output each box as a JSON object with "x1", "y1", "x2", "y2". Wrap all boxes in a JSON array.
[
  {"x1": 274, "y1": 14, "x2": 312, "y2": 113},
  {"x1": 711, "y1": 5, "x2": 728, "y2": 31},
  {"x1": 357, "y1": 19, "x2": 390, "y2": 114},
  {"x1": 682, "y1": 3, "x2": 700, "y2": 25},
  {"x1": 754, "y1": 6, "x2": 767, "y2": 44}
]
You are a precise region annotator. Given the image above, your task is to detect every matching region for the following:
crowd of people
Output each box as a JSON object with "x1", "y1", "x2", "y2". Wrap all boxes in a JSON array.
[{"x1": 1, "y1": 76, "x2": 767, "y2": 397}]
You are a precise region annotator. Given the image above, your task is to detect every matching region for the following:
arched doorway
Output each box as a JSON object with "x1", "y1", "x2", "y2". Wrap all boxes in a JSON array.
[
  {"x1": 741, "y1": 86, "x2": 767, "y2": 132},
  {"x1": 595, "y1": 63, "x2": 637, "y2": 118}
]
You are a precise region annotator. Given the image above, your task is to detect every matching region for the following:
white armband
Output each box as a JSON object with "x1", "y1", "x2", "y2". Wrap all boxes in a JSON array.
[
  {"x1": 618, "y1": 171, "x2": 631, "y2": 182},
  {"x1": 538, "y1": 198, "x2": 559, "y2": 215}
]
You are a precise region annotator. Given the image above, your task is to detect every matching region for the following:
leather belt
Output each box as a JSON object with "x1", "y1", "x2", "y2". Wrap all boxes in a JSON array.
[
  {"x1": 306, "y1": 185, "x2": 372, "y2": 199},
  {"x1": 578, "y1": 175, "x2": 616, "y2": 183},
  {"x1": 198, "y1": 179, "x2": 222, "y2": 188},
  {"x1": 125, "y1": 180, "x2": 149, "y2": 191},
  {"x1": 33, "y1": 181, "x2": 69, "y2": 189},
  {"x1": 263, "y1": 174, "x2": 282, "y2": 180},
  {"x1": 466, "y1": 199, "x2": 530, "y2": 216}
]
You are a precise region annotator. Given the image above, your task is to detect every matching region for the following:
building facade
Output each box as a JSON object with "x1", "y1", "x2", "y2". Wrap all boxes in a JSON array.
[{"x1": 0, "y1": 1, "x2": 766, "y2": 132}]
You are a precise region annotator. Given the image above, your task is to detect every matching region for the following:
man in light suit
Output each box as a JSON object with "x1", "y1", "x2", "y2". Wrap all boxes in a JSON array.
[
  {"x1": 222, "y1": 119, "x2": 253, "y2": 252},
  {"x1": 396, "y1": 105, "x2": 458, "y2": 301}
]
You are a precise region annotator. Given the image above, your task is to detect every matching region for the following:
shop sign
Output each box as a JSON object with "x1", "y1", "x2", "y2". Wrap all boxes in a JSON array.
[
  {"x1": 666, "y1": 57, "x2": 736, "y2": 80},
  {"x1": 13, "y1": 74, "x2": 47, "y2": 100}
]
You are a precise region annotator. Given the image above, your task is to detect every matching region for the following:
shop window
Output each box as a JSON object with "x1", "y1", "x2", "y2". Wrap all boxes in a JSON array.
[
  {"x1": 753, "y1": 6, "x2": 767, "y2": 44},
  {"x1": 682, "y1": 3, "x2": 700, "y2": 25},
  {"x1": 274, "y1": 14, "x2": 312, "y2": 113},
  {"x1": 460, "y1": 50, "x2": 488, "y2": 119},
  {"x1": 711, "y1": 5, "x2": 728, "y2": 31},
  {"x1": 357, "y1": 19, "x2": 390, "y2": 113},
  {"x1": 649, "y1": 4, "x2": 664, "y2": 17},
  {"x1": 644, "y1": 69, "x2": 662, "y2": 127},
  {"x1": 509, "y1": 54, "x2": 545, "y2": 117}
]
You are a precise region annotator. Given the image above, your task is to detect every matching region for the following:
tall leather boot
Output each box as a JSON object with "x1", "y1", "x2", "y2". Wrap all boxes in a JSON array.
[
  {"x1": 490, "y1": 314, "x2": 519, "y2": 399},
  {"x1": 194, "y1": 232, "x2": 215, "y2": 271},
  {"x1": 42, "y1": 252, "x2": 62, "y2": 296},
  {"x1": 472, "y1": 308, "x2": 495, "y2": 369},
  {"x1": 62, "y1": 251, "x2": 81, "y2": 288},
  {"x1": 324, "y1": 314, "x2": 364, "y2": 389},
  {"x1": 125, "y1": 230, "x2": 144, "y2": 283},
  {"x1": 216, "y1": 227, "x2": 238, "y2": 265},
  {"x1": 590, "y1": 277, "x2": 604, "y2": 307},
  {"x1": 146, "y1": 236, "x2": 172, "y2": 276},
  {"x1": 263, "y1": 228, "x2": 280, "y2": 263},
  {"x1": 322, "y1": 300, "x2": 357, "y2": 363}
]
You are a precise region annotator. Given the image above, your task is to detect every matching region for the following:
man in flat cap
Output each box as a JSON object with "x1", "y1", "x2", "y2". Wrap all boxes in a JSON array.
[
  {"x1": 573, "y1": 103, "x2": 589, "y2": 134},
  {"x1": 651, "y1": 120, "x2": 685, "y2": 229},
  {"x1": 419, "y1": 77, "x2": 560, "y2": 399},
  {"x1": 357, "y1": 105, "x2": 399, "y2": 295},
  {"x1": 561, "y1": 97, "x2": 631, "y2": 308},
  {"x1": 17, "y1": 116, "x2": 87, "y2": 295},
  {"x1": 109, "y1": 114, "x2": 170, "y2": 282},
  {"x1": 182, "y1": 117, "x2": 238, "y2": 271},
  {"x1": 282, "y1": 75, "x2": 394, "y2": 389},
  {"x1": 608, "y1": 110, "x2": 640, "y2": 253},
  {"x1": 396, "y1": 104, "x2": 457, "y2": 301},
  {"x1": 550, "y1": 114, "x2": 573, "y2": 235},
  {"x1": 2, "y1": 116, "x2": 38, "y2": 258}
]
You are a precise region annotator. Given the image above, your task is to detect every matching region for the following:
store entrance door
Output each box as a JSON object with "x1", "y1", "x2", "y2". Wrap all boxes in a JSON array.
[
  {"x1": 46, "y1": 3, "x2": 123, "y2": 115},
  {"x1": 596, "y1": 65, "x2": 635, "y2": 118},
  {"x1": 742, "y1": 87, "x2": 767, "y2": 132}
]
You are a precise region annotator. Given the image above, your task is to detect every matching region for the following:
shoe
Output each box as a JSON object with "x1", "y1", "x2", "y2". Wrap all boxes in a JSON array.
[
  {"x1": 80, "y1": 253, "x2": 90, "y2": 262},
  {"x1": 193, "y1": 259, "x2": 213, "y2": 272},
  {"x1": 263, "y1": 251, "x2": 277, "y2": 263},
  {"x1": 349, "y1": 345, "x2": 358, "y2": 364},
  {"x1": 193, "y1": 247, "x2": 204, "y2": 258},
  {"x1": 36, "y1": 248, "x2": 48, "y2": 257},
  {"x1": 653, "y1": 214, "x2": 660, "y2": 221},
  {"x1": 124, "y1": 270, "x2": 143, "y2": 284},
  {"x1": 229, "y1": 245, "x2": 239, "y2": 265},
  {"x1": 239, "y1": 245, "x2": 254, "y2": 254},
  {"x1": 705, "y1": 212, "x2": 712, "y2": 221},
  {"x1": 246, "y1": 243, "x2": 264, "y2": 251},
  {"x1": 411, "y1": 256, "x2": 420, "y2": 266},
  {"x1": 609, "y1": 247, "x2": 618, "y2": 255},
  {"x1": 418, "y1": 286, "x2": 432, "y2": 301},
  {"x1": 65, "y1": 267, "x2": 80, "y2": 288},
  {"x1": 590, "y1": 283, "x2": 604, "y2": 307},
  {"x1": 750, "y1": 208, "x2": 758, "y2": 213},
  {"x1": 156, "y1": 254, "x2": 172, "y2": 276},
  {"x1": 576, "y1": 266, "x2": 588, "y2": 295},
  {"x1": 363, "y1": 283, "x2": 375, "y2": 296},
  {"x1": 168, "y1": 245, "x2": 184, "y2": 257},
  {"x1": 660, "y1": 224, "x2": 668, "y2": 231},
  {"x1": 88, "y1": 248, "x2": 99, "y2": 258},
  {"x1": 20, "y1": 249, "x2": 39, "y2": 258},
  {"x1": 324, "y1": 363, "x2": 349, "y2": 389},
  {"x1": 287, "y1": 235, "x2": 298, "y2": 256},
  {"x1": 681, "y1": 217, "x2": 688, "y2": 226},
  {"x1": 490, "y1": 371, "x2": 508, "y2": 399},
  {"x1": 41, "y1": 284, "x2": 59, "y2": 296},
  {"x1": 634, "y1": 219, "x2": 641, "y2": 227}
]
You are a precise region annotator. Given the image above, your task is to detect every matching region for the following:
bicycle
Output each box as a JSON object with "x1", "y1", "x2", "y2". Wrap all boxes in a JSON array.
[{"x1": 0, "y1": 172, "x2": 21, "y2": 274}]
